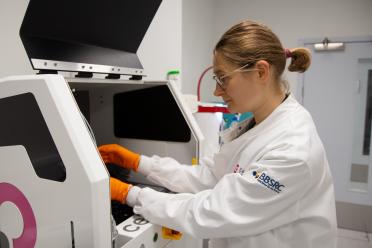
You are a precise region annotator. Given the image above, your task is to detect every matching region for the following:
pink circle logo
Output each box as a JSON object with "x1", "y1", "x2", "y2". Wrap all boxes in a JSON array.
[{"x1": 0, "y1": 182, "x2": 37, "y2": 247}]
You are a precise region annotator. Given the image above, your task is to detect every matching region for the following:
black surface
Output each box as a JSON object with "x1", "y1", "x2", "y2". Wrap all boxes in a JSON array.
[
  {"x1": 0, "y1": 231, "x2": 9, "y2": 248},
  {"x1": 106, "y1": 164, "x2": 131, "y2": 182},
  {"x1": 72, "y1": 90, "x2": 90, "y2": 123},
  {"x1": 20, "y1": 0, "x2": 162, "y2": 72},
  {"x1": 111, "y1": 200, "x2": 134, "y2": 224},
  {"x1": 0, "y1": 93, "x2": 66, "y2": 182},
  {"x1": 363, "y1": 70, "x2": 372, "y2": 155},
  {"x1": 114, "y1": 85, "x2": 191, "y2": 142},
  {"x1": 21, "y1": 36, "x2": 143, "y2": 71}
]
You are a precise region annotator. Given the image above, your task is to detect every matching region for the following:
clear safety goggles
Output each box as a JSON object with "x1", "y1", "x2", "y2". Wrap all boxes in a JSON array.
[{"x1": 213, "y1": 63, "x2": 258, "y2": 89}]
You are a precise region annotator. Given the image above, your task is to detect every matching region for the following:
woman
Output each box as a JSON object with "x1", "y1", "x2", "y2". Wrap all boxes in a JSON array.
[{"x1": 99, "y1": 20, "x2": 337, "y2": 248}]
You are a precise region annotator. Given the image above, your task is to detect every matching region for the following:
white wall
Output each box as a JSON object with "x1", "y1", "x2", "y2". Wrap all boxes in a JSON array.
[
  {"x1": 0, "y1": 0, "x2": 34, "y2": 77},
  {"x1": 182, "y1": 0, "x2": 372, "y2": 100},
  {"x1": 0, "y1": 0, "x2": 182, "y2": 81},
  {"x1": 2, "y1": 0, "x2": 371, "y2": 96},
  {"x1": 215, "y1": 0, "x2": 372, "y2": 97},
  {"x1": 181, "y1": 0, "x2": 215, "y2": 99},
  {"x1": 138, "y1": 0, "x2": 182, "y2": 81}
]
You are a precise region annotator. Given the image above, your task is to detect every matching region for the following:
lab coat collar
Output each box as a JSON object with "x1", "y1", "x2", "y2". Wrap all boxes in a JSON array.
[{"x1": 219, "y1": 94, "x2": 298, "y2": 145}]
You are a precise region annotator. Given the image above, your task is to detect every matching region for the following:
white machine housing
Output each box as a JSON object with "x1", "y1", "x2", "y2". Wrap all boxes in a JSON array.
[
  {"x1": 68, "y1": 77, "x2": 203, "y2": 186},
  {"x1": 1, "y1": 0, "x2": 205, "y2": 246},
  {"x1": 0, "y1": 75, "x2": 204, "y2": 248}
]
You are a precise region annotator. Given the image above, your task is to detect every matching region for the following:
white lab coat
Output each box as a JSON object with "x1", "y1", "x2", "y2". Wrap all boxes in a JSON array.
[{"x1": 127, "y1": 94, "x2": 337, "y2": 248}]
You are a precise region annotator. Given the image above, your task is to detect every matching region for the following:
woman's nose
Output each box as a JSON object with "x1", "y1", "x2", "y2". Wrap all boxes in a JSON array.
[{"x1": 213, "y1": 84, "x2": 224, "y2": 97}]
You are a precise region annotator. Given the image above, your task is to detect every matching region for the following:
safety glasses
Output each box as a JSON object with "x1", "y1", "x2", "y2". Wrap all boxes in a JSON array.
[{"x1": 213, "y1": 63, "x2": 258, "y2": 90}]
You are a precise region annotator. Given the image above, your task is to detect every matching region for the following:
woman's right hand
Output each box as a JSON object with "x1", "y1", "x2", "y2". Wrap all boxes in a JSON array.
[
  {"x1": 110, "y1": 177, "x2": 132, "y2": 204},
  {"x1": 98, "y1": 144, "x2": 140, "y2": 171}
]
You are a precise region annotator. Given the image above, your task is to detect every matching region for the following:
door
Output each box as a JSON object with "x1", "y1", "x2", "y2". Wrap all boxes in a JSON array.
[{"x1": 299, "y1": 38, "x2": 372, "y2": 232}]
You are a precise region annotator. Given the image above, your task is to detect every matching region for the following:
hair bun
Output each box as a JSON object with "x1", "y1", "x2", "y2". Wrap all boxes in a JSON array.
[{"x1": 287, "y1": 48, "x2": 311, "y2": 73}]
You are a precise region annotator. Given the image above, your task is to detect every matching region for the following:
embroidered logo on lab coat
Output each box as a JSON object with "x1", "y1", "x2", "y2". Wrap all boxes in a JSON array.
[
  {"x1": 252, "y1": 171, "x2": 285, "y2": 193},
  {"x1": 233, "y1": 164, "x2": 245, "y2": 175}
]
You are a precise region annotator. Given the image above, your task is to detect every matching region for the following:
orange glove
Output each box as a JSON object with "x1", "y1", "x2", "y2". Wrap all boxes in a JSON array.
[
  {"x1": 99, "y1": 144, "x2": 140, "y2": 171},
  {"x1": 110, "y1": 177, "x2": 132, "y2": 204}
]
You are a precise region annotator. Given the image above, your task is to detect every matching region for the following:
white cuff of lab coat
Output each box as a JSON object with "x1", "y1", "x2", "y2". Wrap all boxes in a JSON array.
[
  {"x1": 138, "y1": 155, "x2": 153, "y2": 176},
  {"x1": 126, "y1": 186, "x2": 141, "y2": 207}
]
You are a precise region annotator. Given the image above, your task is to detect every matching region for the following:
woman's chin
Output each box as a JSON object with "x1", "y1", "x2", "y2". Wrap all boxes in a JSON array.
[{"x1": 226, "y1": 103, "x2": 238, "y2": 113}]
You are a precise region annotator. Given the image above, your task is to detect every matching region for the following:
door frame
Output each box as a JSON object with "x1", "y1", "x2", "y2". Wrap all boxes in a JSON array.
[
  {"x1": 297, "y1": 36, "x2": 372, "y2": 232},
  {"x1": 296, "y1": 36, "x2": 372, "y2": 104}
]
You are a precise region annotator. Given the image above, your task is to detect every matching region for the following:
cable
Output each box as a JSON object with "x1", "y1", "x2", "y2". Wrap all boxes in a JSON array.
[{"x1": 197, "y1": 66, "x2": 213, "y2": 102}]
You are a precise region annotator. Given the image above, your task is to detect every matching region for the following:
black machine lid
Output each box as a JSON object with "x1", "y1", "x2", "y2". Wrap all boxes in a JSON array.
[{"x1": 20, "y1": 0, "x2": 162, "y2": 77}]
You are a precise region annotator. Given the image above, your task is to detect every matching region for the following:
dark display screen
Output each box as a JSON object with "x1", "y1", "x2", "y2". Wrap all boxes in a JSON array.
[{"x1": 114, "y1": 85, "x2": 191, "y2": 142}]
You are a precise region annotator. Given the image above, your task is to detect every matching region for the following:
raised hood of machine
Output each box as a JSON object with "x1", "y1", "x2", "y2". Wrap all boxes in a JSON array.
[{"x1": 20, "y1": 0, "x2": 162, "y2": 77}]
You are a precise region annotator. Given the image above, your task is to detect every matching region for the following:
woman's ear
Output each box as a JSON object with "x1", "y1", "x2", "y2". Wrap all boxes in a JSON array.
[{"x1": 255, "y1": 60, "x2": 270, "y2": 82}]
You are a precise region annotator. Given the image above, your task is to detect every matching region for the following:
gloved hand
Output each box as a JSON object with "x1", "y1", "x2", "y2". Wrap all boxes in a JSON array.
[
  {"x1": 110, "y1": 177, "x2": 132, "y2": 204},
  {"x1": 99, "y1": 144, "x2": 140, "y2": 171}
]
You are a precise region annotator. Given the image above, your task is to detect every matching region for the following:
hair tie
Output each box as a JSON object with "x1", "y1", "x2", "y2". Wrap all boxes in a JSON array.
[{"x1": 285, "y1": 48, "x2": 292, "y2": 58}]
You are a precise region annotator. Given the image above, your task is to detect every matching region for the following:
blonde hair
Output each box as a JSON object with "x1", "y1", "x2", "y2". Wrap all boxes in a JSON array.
[{"x1": 214, "y1": 20, "x2": 311, "y2": 91}]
